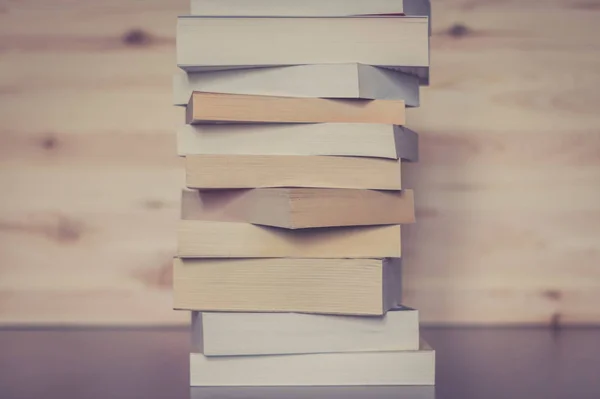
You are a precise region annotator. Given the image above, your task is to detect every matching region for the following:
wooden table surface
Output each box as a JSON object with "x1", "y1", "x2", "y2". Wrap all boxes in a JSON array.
[{"x1": 1, "y1": 327, "x2": 599, "y2": 399}]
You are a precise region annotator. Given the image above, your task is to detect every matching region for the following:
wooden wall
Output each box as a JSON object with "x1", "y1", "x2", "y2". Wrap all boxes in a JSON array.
[{"x1": 0, "y1": 0, "x2": 599, "y2": 326}]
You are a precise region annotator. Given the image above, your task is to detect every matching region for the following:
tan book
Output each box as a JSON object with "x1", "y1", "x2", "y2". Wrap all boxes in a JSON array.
[
  {"x1": 192, "y1": 307, "x2": 419, "y2": 356},
  {"x1": 177, "y1": 221, "x2": 401, "y2": 258},
  {"x1": 174, "y1": 257, "x2": 402, "y2": 315},
  {"x1": 185, "y1": 155, "x2": 402, "y2": 190},
  {"x1": 177, "y1": 124, "x2": 419, "y2": 161},
  {"x1": 173, "y1": 64, "x2": 421, "y2": 106},
  {"x1": 177, "y1": 17, "x2": 430, "y2": 71},
  {"x1": 186, "y1": 92, "x2": 405, "y2": 125},
  {"x1": 189, "y1": 341, "x2": 435, "y2": 386},
  {"x1": 191, "y1": 0, "x2": 430, "y2": 17},
  {"x1": 181, "y1": 188, "x2": 415, "y2": 229}
]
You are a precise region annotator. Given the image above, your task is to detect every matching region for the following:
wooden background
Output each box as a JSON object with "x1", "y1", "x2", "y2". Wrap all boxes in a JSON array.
[{"x1": 0, "y1": 0, "x2": 599, "y2": 326}]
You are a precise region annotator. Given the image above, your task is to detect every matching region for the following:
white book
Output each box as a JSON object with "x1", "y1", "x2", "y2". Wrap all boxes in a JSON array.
[
  {"x1": 177, "y1": 17, "x2": 429, "y2": 71},
  {"x1": 191, "y1": 0, "x2": 431, "y2": 18},
  {"x1": 191, "y1": 386, "x2": 437, "y2": 399},
  {"x1": 190, "y1": 342, "x2": 435, "y2": 386},
  {"x1": 173, "y1": 64, "x2": 420, "y2": 106},
  {"x1": 192, "y1": 308, "x2": 419, "y2": 356},
  {"x1": 177, "y1": 124, "x2": 418, "y2": 161}
]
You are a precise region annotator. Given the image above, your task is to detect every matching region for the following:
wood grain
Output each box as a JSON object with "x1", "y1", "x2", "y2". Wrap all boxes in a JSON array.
[{"x1": 1, "y1": 0, "x2": 599, "y2": 325}]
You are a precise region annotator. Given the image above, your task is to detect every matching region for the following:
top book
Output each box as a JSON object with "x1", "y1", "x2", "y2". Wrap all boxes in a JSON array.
[
  {"x1": 177, "y1": 16, "x2": 429, "y2": 72},
  {"x1": 190, "y1": 0, "x2": 431, "y2": 17}
]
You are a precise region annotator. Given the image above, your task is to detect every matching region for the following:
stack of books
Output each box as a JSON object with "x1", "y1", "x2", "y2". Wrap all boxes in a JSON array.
[{"x1": 172, "y1": 0, "x2": 434, "y2": 387}]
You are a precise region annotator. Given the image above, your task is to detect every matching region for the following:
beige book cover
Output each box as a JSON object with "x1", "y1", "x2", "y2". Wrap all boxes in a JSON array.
[
  {"x1": 173, "y1": 64, "x2": 421, "y2": 105},
  {"x1": 190, "y1": 341, "x2": 435, "y2": 386},
  {"x1": 177, "y1": 221, "x2": 402, "y2": 258},
  {"x1": 185, "y1": 155, "x2": 403, "y2": 190},
  {"x1": 177, "y1": 124, "x2": 419, "y2": 161},
  {"x1": 177, "y1": 17, "x2": 430, "y2": 70},
  {"x1": 181, "y1": 188, "x2": 415, "y2": 229},
  {"x1": 190, "y1": 0, "x2": 431, "y2": 17},
  {"x1": 186, "y1": 92, "x2": 406, "y2": 125},
  {"x1": 190, "y1": 386, "x2": 436, "y2": 399},
  {"x1": 192, "y1": 307, "x2": 419, "y2": 356},
  {"x1": 174, "y1": 257, "x2": 402, "y2": 315}
]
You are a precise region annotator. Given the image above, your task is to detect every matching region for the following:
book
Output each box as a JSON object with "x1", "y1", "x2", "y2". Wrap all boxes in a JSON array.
[
  {"x1": 173, "y1": 64, "x2": 421, "y2": 106},
  {"x1": 186, "y1": 92, "x2": 406, "y2": 124},
  {"x1": 192, "y1": 307, "x2": 419, "y2": 356},
  {"x1": 181, "y1": 188, "x2": 415, "y2": 229},
  {"x1": 185, "y1": 155, "x2": 403, "y2": 190},
  {"x1": 177, "y1": 17, "x2": 429, "y2": 71},
  {"x1": 190, "y1": 386, "x2": 437, "y2": 399},
  {"x1": 190, "y1": 0, "x2": 431, "y2": 17},
  {"x1": 174, "y1": 257, "x2": 402, "y2": 315},
  {"x1": 177, "y1": 221, "x2": 402, "y2": 258},
  {"x1": 177, "y1": 124, "x2": 419, "y2": 161},
  {"x1": 189, "y1": 341, "x2": 435, "y2": 386}
]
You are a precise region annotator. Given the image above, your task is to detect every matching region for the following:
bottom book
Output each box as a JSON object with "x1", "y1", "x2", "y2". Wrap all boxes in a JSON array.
[
  {"x1": 190, "y1": 342, "x2": 435, "y2": 386},
  {"x1": 191, "y1": 386, "x2": 436, "y2": 399}
]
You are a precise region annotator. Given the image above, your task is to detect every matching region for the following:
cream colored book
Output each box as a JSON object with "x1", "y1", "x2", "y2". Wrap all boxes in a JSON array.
[
  {"x1": 191, "y1": 0, "x2": 430, "y2": 17},
  {"x1": 185, "y1": 155, "x2": 402, "y2": 190},
  {"x1": 177, "y1": 17, "x2": 429, "y2": 71},
  {"x1": 177, "y1": 221, "x2": 402, "y2": 258},
  {"x1": 181, "y1": 188, "x2": 415, "y2": 229},
  {"x1": 173, "y1": 64, "x2": 420, "y2": 105},
  {"x1": 177, "y1": 124, "x2": 419, "y2": 161},
  {"x1": 192, "y1": 307, "x2": 419, "y2": 356},
  {"x1": 186, "y1": 92, "x2": 405, "y2": 124},
  {"x1": 174, "y1": 257, "x2": 402, "y2": 315},
  {"x1": 190, "y1": 386, "x2": 436, "y2": 399},
  {"x1": 189, "y1": 341, "x2": 435, "y2": 386}
]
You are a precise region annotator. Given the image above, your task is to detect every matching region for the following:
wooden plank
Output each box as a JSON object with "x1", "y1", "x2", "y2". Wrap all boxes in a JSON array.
[
  {"x1": 0, "y1": 209, "x2": 186, "y2": 326},
  {"x1": 0, "y1": 0, "x2": 184, "y2": 135},
  {"x1": 1, "y1": 0, "x2": 600, "y2": 326},
  {"x1": 0, "y1": 133, "x2": 185, "y2": 325},
  {"x1": 410, "y1": 3, "x2": 600, "y2": 135},
  {"x1": 0, "y1": 132, "x2": 180, "y2": 167}
]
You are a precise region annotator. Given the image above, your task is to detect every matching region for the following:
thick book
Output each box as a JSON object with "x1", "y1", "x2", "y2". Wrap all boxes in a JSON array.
[
  {"x1": 177, "y1": 17, "x2": 429, "y2": 71},
  {"x1": 174, "y1": 257, "x2": 402, "y2": 315},
  {"x1": 173, "y1": 64, "x2": 420, "y2": 105},
  {"x1": 177, "y1": 221, "x2": 402, "y2": 258},
  {"x1": 186, "y1": 92, "x2": 406, "y2": 124},
  {"x1": 192, "y1": 307, "x2": 419, "y2": 356},
  {"x1": 190, "y1": 0, "x2": 431, "y2": 17},
  {"x1": 181, "y1": 188, "x2": 415, "y2": 229},
  {"x1": 185, "y1": 155, "x2": 403, "y2": 190},
  {"x1": 189, "y1": 342, "x2": 435, "y2": 386},
  {"x1": 177, "y1": 124, "x2": 419, "y2": 161},
  {"x1": 191, "y1": 386, "x2": 436, "y2": 399}
]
